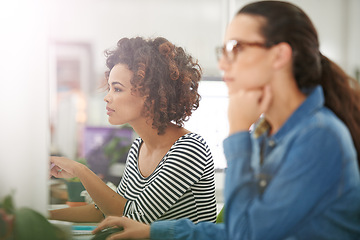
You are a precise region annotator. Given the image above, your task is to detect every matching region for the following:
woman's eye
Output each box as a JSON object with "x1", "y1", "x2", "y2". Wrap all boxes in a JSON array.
[{"x1": 114, "y1": 88, "x2": 122, "y2": 92}]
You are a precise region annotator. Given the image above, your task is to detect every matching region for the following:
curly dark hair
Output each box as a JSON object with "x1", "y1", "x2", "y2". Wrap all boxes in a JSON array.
[
  {"x1": 104, "y1": 37, "x2": 202, "y2": 135},
  {"x1": 239, "y1": 1, "x2": 360, "y2": 166}
]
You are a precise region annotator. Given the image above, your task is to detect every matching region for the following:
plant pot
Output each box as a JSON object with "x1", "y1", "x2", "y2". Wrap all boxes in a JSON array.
[{"x1": 65, "y1": 182, "x2": 86, "y2": 207}]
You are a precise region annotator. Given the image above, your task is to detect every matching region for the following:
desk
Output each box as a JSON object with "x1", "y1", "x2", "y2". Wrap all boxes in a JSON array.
[
  {"x1": 49, "y1": 219, "x2": 97, "y2": 240},
  {"x1": 49, "y1": 205, "x2": 97, "y2": 240},
  {"x1": 49, "y1": 205, "x2": 149, "y2": 240}
]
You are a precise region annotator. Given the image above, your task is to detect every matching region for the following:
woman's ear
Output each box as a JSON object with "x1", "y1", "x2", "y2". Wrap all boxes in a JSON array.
[{"x1": 272, "y1": 42, "x2": 292, "y2": 70}]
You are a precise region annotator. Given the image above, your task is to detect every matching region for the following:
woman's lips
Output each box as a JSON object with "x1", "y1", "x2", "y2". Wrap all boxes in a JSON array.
[
  {"x1": 106, "y1": 107, "x2": 115, "y2": 115},
  {"x1": 222, "y1": 77, "x2": 233, "y2": 83}
]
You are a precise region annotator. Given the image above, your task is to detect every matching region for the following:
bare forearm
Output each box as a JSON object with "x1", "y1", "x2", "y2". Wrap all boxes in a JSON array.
[
  {"x1": 75, "y1": 164, "x2": 127, "y2": 217},
  {"x1": 49, "y1": 204, "x2": 104, "y2": 223}
]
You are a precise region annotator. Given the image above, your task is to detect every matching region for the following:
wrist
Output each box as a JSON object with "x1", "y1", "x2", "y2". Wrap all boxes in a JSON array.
[{"x1": 74, "y1": 162, "x2": 88, "y2": 179}]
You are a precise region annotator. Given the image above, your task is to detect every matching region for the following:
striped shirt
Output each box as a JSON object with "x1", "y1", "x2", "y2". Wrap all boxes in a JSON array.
[{"x1": 117, "y1": 133, "x2": 217, "y2": 224}]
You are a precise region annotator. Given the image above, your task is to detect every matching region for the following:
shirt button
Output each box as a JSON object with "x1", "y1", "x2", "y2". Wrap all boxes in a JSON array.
[
  {"x1": 260, "y1": 179, "x2": 267, "y2": 187},
  {"x1": 268, "y1": 140, "x2": 275, "y2": 147}
]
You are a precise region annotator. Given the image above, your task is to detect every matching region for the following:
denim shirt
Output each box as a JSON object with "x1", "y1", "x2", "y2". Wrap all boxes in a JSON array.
[{"x1": 150, "y1": 86, "x2": 360, "y2": 240}]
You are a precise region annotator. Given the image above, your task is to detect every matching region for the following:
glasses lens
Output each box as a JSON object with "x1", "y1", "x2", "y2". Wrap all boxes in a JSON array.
[
  {"x1": 226, "y1": 40, "x2": 237, "y2": 52},
  {"x1": 216, "y1": 40, "x2": 242, "y2": 62},
  {"x1": 225, "y1": 40, "x2": 238, "y2": 62}
]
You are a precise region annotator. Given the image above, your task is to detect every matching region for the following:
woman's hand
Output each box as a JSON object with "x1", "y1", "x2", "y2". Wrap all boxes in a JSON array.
[
  {"x1": 50, "y1": 156, "x2": 81, "y2": 179},
  {"x1": 228, "y1": 84, "x2": 272, "y2": 135},
  {"x1": 93, "y1": 216, "x2": 150, "y2": 239}
]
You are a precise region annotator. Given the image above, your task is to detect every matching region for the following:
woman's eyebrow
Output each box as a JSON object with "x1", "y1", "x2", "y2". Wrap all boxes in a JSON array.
[{"x1": 111, "y1": 81, "x2": 125, "y2": 87}]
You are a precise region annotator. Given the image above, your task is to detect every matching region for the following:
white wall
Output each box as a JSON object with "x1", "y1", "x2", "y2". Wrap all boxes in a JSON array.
[
  {"x1": 0, "y1": 1, "x2": 49, "y2": 215},
  {"x1": 347, "y1": 0, "x2": 360, "y2": 78},
  {"x1": 51, "y1": 0, "x2": 359, "y2": 78},
  {"x1": 49, "y1": 0, "x2": 225, "y2": 78}
]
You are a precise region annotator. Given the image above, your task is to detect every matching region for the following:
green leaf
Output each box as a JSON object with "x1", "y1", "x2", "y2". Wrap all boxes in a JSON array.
[
  {"x1": 216, "y1": 206, "x2": 225, "y2": 224},
  {"x1": 66, "y1": 177, "x2": 82, "y2": 182},
  {"x1": 104, "y1": 136, "x2": 132, "y2": 165},
  {"x1": 0, "y1": 213, "x2": 7, "y2": 238},
  {"x1": 0, "y1": 194, "x2": 15, "y2": 214},
  {"x1": 14, "y1": 208, "x2": 67, "y2": 240},
  {"x1": 76, "y1": 157, "x2": 88, "y2": 166}
]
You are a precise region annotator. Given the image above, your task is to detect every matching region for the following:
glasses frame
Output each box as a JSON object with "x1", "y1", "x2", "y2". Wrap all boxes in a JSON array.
[{"x1": 216, "y1": 39, "x2": 273, "y2": 62}]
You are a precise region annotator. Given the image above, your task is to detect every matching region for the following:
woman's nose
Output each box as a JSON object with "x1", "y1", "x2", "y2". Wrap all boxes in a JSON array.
[
  {"x1": 217, "y1": 55, "x2": 229, "y2": 72},
  {"x1": 104, "y1": 93, "x2": 111, "y2": 103}
]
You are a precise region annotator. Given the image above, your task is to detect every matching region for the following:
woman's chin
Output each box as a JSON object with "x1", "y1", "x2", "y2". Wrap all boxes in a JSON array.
[{"x1": 108, "y1": 119, "x2": 119, "y2": 125}]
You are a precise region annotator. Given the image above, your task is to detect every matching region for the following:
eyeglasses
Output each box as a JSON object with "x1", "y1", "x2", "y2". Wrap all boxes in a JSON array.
[{"x1": 216, "y1": 40, "x2": 272, "y2": 62}]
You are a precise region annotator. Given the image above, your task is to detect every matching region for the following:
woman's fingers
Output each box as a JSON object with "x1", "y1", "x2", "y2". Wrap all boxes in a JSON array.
[
  {"x1": 227, "y1": 85, "x2": 273, "y2": 135},
  {"x1": 93, "y1": 216, "x2": 150, "y2": 239},
  {"x1": 50, "y1": 166, "x2": 69, "y2": 178},
  {"x1": 49, "y1": 157, "x2": 76, "y2": 179},
  {"x1": 228, "y1": 88, "x2": 264, "y2": 133},
  {"x1": 93, "y1": 216, "x2": 124, "y2": 233}
]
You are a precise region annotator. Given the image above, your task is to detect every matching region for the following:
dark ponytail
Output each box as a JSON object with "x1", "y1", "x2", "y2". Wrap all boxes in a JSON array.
[{"x1": 319, "y1": 55, "x2": 360, "y2": 165}]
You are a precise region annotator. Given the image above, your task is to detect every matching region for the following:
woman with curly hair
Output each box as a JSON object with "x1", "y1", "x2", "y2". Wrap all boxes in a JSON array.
[
  {"x1": 49, "y1": 37, "x2": 217, "y2": 224},
  {"x1": 92, "y1": 1, "x2": 360, "y2": 239}
]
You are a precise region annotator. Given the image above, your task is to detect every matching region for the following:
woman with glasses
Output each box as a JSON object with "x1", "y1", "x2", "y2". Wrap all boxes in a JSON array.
[{"x1": 92, "y1": 1, "x2": 360, "y2": 239}]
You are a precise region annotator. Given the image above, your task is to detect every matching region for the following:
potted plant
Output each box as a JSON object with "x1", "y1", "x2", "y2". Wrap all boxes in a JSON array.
[
  {"x1": 64, "y1": 158, "x2": 88, "y2": 207},
  {"x1": 103, "y1": 135, "x2": 132, "y2": 166},
  {"x1": 0, "y1": 194, "x2": 68, "y2": 240}
]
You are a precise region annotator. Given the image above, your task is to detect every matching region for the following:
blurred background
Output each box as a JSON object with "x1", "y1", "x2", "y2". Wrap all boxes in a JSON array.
[
  {"x1": 0, "y1": 0, "x2": 359, "y2": 214},
  {"x1": 48, "y1": 0, "x2": 360, "y2": 170}
]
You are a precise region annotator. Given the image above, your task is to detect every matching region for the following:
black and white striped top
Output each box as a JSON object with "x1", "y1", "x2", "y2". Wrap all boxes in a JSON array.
[{"x1": 117, "y1": 133, "x2": 217, "y2": 224}]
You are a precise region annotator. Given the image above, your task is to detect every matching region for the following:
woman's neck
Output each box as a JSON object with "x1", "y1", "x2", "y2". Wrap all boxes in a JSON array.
[
  {"x1": 132, "y1": 121, "x2": 189, "y2": 152},
  {"x1": 266, "y1": 78, "x2": 306, "y2": 135}
]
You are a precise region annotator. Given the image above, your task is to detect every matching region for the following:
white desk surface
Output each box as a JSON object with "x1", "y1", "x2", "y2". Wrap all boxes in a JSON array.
[{"x1": 49, "y1": 204, "x2": 98, "y2": 240}]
